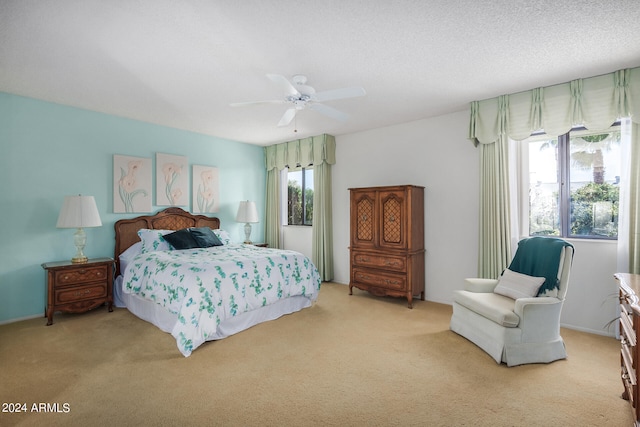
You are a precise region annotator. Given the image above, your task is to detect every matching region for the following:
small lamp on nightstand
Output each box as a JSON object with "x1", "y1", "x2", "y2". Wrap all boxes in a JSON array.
[
  {"x1": 236, "y1": 200, "x2": 259, "y2": 244},
  {"x1": 56, "y1": 195, "x2": 102, "y2": 263}
]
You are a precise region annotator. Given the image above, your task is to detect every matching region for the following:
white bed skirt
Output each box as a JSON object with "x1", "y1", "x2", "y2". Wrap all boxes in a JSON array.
[{"x1": 114, "y1": 276, "x2": 315, "y2": 341}]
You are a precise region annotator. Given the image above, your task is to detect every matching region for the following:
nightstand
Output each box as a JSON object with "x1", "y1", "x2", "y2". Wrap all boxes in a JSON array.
[
  {"x1": 252, "y1": 243, "x2": 268, "y2": 248},
  {"x1": 41, "y1": 257, "x2": 114, "y2": 325}
]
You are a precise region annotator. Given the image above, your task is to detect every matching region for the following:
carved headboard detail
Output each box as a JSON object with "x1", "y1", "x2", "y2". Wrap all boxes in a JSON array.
[{"x1": 113, "y1": 207, "x2": 220, "y2": 276}]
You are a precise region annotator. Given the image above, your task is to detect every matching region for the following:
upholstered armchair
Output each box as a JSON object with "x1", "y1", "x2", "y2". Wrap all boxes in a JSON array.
[{"x1": 450, "y1": 237, "x2": 574, "y2": 367}]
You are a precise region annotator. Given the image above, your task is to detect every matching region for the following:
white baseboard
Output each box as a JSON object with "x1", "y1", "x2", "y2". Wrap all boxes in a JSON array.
[
  {"x1": 560, "y1": 322, "x2": 617, "y2": 338},
  {"x1": 0, "y1": 313, "x2": 43, "y2": 325}
]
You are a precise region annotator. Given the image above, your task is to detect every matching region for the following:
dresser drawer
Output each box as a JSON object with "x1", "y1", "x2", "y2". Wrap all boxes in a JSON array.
[
  {"x1": 353, "y1": 268, "x2": 406, "y2": 291},
  {"x1": 55, "y1": 283, "x2": 107, "y2": 304},
  {"x1": 623, "y1": 376, "x2": 636, "y2": 408},
  {"x1": 352, "y1": 252, "x2": 406, "y2": 272},
  {"x1": 621, "y1": 305, "x2": 636, "y2": 345},
  {"x1": 54, "y1": 265, "x2": 109, "y2": 286},
  {"x1": 622, "y1": 350, "x2": 637, "y2": 409}
]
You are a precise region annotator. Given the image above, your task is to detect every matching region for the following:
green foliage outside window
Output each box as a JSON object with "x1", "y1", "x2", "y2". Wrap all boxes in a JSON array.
[
  {"x1": 530, "y1": 182, "x2": 619, "y2": 238},
  {"x1": 528, "y1": 126, "x2": 621, "y2": 239},
  {"x1": 287, "y1": 169, "x2": 313, "y2": 225},
  {"x1": 571, "y1": 182, "x2": 618, "y2": 237}
]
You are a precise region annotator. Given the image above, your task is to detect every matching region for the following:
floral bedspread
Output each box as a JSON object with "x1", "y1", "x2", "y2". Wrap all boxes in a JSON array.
[{"x1": 122, "y1": 244, "x2": 321, "y2": 356}]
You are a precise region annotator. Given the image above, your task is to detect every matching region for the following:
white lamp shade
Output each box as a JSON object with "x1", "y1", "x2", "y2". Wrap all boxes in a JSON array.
[
  {"x1": 56, "y1": 195, "x2": 102, "y2": 228},
  {"x1": 236, "y1": 200, "x2": 259, "y2": 223}
]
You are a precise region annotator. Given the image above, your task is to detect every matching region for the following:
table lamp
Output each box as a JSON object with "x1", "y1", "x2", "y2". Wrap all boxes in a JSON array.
[
  {"x1": 235, "y1": 200, "x2": 259, "y2": 244},
  {"x1": 56, "y1": 195, "x2": 102, "y2": 263}
]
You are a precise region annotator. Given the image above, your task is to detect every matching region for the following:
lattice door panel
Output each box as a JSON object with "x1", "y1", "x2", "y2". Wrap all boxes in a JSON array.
[
  {"x1": 382, "y1": 196, "x2": 402, "y2": 244},
  {"x1": 356, "y1": 198, "x2": 374, "y2": 242}
]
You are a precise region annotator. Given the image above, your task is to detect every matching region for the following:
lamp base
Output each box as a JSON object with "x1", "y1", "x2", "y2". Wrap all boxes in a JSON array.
[
  {"x1": 244, "y1": 222, "x2": 253, "y2": 245},
  {"x1": 71, "y1": 227, "x2": 88, "y2": 264}
]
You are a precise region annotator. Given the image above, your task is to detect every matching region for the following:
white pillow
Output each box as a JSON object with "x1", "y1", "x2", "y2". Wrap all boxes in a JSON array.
[
  {"x1": 212, "y1": 229, "x2": 232, "y2": 245},
  {"x1": 494, "y1": 269, "x2": 545, "y2": 299},
  {"x1": 119, "y1": 241, "x2": 142, "y2": 274},
  {"x1": 137, "y1": 229, "x2": 173, "y2": 253}
]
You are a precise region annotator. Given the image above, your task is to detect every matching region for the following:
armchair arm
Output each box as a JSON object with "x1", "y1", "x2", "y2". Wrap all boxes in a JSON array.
[
  {"x1": 514, "y1": 297, "x2": 563, "y2": 341},
  {"x1": 464, "y1": 278, "x2": 499, "y2": 293},
  {"x1": 514, "y1": 297, "x2": 561, "y2": 314}
]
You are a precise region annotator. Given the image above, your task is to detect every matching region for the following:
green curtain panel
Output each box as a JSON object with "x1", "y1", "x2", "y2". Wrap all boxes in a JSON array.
[
  {"x1": 469, "y1": 67, "x2": 640, "y2": 275},
  {"x1": 476, "y1": 96, "x2": 512, "y2": 277},
  {"x1": 264, "y1": 168, "x2": 280, "y2": 249},
  {"x1": 264, "y1": 134, "x2": 335, "y2": 280},
  {"x1": 312, "y1": 161, "x2": 334, "y2": 281}
]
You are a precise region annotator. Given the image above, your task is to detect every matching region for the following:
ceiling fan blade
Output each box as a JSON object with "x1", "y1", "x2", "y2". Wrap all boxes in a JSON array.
[
  {"x1": 313, "y1": 86, "x2": 366, "y2": 102},
  {"x1": 278, "y1": 108, "x2": 297, "y2": 127},
  {"x1": 266, "y1": 74, "x2": 300, "y2": 97},
  {"x1": 308, "y1": 103, "x2": 349, "y2": 121},
  {"x1": 230, "y1": 100, "x2": 285, "y2": 107}
]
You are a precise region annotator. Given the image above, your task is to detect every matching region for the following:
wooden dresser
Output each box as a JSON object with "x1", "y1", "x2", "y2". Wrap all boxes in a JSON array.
[
  {"x1": 616, "y1": 273, "x2": 640, "y2": 426},
  {"x1": 348, "y1": 185, "x2": 425, "y2": 308}
]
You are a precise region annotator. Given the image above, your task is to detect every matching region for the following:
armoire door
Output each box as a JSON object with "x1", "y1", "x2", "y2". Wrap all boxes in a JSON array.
[
  {"x1": 350, "y1": 190, "x2": 377, "y2": 249},
  {"x1": 378, "y1": 189, "x2": 407, "y2": 250}
]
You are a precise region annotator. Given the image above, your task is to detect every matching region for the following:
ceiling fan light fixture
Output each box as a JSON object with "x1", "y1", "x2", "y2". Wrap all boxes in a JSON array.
[{"x1": 291, "y1": 75, "x2": 307, "y2": 85}]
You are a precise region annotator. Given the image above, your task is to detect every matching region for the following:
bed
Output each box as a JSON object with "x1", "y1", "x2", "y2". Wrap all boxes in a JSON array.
[{"x1": 113, "y1": 207, "x2": 321, "y2": 357}]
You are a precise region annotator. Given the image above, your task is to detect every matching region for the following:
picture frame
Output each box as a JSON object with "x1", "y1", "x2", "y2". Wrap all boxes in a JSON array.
[
  {"x1": 192, "y1": 165, "x2": 219, "y2": 213},
  {"x1": 156, "y1": 153, "x2": 188, "y2": 207},
  {"x1": 113, "y1": 154, "x2": 152, "y2": 213}
]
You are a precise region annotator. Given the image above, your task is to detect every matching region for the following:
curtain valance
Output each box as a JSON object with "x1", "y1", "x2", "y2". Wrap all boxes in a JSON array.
[
  {"x1": 264, "y1": 134, "x2": 336, "y2": 171},
  {"x1": 469, "y1": 67, "x2": 640, "y2": 145}
]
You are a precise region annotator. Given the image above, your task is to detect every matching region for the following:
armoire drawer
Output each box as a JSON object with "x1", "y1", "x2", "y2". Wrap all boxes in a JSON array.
[
  {"x1": 352, "y1": 252, "x2": 406, "y2": 272},
  {"x1": 353, "y1": 268, "x2": 406, "y2": 291}
]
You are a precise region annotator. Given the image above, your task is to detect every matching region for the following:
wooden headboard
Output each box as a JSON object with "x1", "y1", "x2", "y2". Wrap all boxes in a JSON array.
[{"x1": 114, "y1": 207, "x2": 220, "y2": 276}]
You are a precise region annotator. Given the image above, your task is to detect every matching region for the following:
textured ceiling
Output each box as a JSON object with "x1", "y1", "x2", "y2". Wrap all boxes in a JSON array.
[{"x1": 2, "y1": 0, "x2": 640, "y2": 145}]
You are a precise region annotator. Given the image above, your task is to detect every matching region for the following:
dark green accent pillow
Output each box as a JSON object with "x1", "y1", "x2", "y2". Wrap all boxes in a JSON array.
[
  {"x1": 190, "y1": 227, "x2": 223, "y2": 247},
  {"x1": 163, "y1": 228, "x2": 200, "y2": 249}
]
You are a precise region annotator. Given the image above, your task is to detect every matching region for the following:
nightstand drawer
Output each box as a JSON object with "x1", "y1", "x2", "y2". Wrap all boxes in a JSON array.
[
  {"x1": 55, "y1": 283, "x2": 107, "y2": 304},
  {"x1": 54, "y1": 265, "x2": 108, "y2": 286}
]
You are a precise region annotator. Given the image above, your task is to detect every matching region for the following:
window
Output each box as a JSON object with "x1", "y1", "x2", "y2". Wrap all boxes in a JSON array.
[
  {"x1": 287, "y1": 167, "x2": 313, "y2": 225},
  {"x1": 527, "y1": 124, "x2": 621, "y2": 239}
]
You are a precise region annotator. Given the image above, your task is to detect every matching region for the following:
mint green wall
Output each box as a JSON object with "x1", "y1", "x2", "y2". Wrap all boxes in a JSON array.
[{"x1": 0, "y1": 92, "x2": 266, "y2": 323}]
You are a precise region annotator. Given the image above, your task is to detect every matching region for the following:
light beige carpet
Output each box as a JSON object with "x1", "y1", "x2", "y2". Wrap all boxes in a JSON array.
[{"x1": 0, "y1": 282, "x2": 634, "y2": 426}]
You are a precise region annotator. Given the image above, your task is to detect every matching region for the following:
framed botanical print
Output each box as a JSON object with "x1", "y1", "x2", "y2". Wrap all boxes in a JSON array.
[
  {"x1": 113, "y1": 155, "x2": 152, "y2": 213},
  {"x1": 156, "y1": 153, "x2": 188, "y2": 207},
  {"x1": 192, "y1": 165, "x2": 219, "y2": 213}
]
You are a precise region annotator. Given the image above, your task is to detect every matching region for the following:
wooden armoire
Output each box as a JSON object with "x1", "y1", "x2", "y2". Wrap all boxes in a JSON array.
[{"x1": 348, "y1": 185, "x2": 425, "y2": 308}]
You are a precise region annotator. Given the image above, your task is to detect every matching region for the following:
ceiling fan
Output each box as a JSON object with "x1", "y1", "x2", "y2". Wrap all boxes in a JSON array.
[{"x1": 230, "y1": 74, "x2": 366, "y2": 127}]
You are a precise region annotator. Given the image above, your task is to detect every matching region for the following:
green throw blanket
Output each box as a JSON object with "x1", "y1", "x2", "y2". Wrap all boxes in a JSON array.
[{"x1": 507, "y1": 237, "x2": 574, "y2": 296}]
